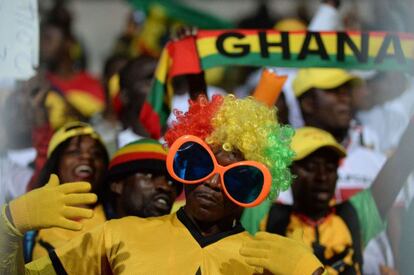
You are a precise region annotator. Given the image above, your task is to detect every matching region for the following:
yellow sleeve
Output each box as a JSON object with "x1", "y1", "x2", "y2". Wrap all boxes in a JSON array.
[
  {"x1": 25, "y1": 257, "x2": 56, "y2": 274},
  {"x1": 259, "y1": 214, "x2": 268, "y2": 231},
  {"x1": 0, "y1": 204, "x2": 25, "y2": 275},
  {"x1": 26, "y1": 222, "x2": 111, "y2": 275},
  {"x1": 1, "y1": 203, "x2": 107, "y2": 275}
]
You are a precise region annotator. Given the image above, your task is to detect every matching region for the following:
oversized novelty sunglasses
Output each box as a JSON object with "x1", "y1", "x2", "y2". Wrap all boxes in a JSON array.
[{"x1": 166, "y1": 135, "x2": 271, "y2": 207}]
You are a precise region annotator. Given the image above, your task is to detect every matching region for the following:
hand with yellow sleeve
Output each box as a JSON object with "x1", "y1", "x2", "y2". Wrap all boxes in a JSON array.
[
  {"x1": 240, "y1": 231, "x2": 326, "y2": 275},
  {"x1": 1, "y1": 174, "x2": 97, "y2": 274},
  {"x1": 8, "y1": 174, "x2": 97, "y2": 233}
]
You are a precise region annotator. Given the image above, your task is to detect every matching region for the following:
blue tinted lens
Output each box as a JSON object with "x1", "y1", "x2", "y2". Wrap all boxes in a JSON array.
[
  {"x1": 223, "y1": 166, "x2": 264, "y2": 204},
  {"x1": 173, "y1": 141, "x2": 214, "y2": 181}
]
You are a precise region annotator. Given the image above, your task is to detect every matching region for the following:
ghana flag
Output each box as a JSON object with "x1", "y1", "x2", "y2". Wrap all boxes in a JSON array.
[
  {"x1": 129, "y1": 0, "x2": 234, "y2": 29},
  {"x1": 127, "y1": 0, "x2": 234, "y2": 57},
  {"x1": 140, "y1": 29, "x2": 414, "y2": 138}
]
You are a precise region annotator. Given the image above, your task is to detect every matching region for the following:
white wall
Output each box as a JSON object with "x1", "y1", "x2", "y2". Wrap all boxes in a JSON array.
[{"x1": 70, "y1": 0, "x2": 131, "y2": 76}]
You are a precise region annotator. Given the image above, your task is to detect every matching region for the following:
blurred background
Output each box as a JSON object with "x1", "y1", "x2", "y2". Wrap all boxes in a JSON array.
[
  {"x1": 37, "y1": 0, "x2": 414, "y2": 75},
  {"x1": 1, "y1": 1, "x2": 414, "y2": 274}
]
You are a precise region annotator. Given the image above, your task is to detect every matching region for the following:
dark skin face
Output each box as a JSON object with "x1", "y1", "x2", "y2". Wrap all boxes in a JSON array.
[
  {"x1": 58, "y1": 136, "x2": 107, "y2": 195},
  {"x1": 301, "y1": 82, "x2": 353, "y2": 142},
  {"x1": 120, "y1": 59, "x2": 157, "y2": 108},
  {"x1": 291, "y1": 148, "x2": 340, "y2": 220},
  {"x1": 40, "y1": 24, "x2": 66, "y2": 70},
  {"x1": 119, "y1": 57, "x2": 157, "y2": 135},
  {"x1": 111, "y1": 172, "x2": 179, "y2": 218},
  {"x1": 184, "y1": 145, "x2": 244, "y2": 237}
]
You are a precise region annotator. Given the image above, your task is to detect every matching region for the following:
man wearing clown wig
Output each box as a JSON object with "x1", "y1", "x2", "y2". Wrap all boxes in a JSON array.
[{"x1": 1, "y1": 94, "x2": 325, "y2": 274}]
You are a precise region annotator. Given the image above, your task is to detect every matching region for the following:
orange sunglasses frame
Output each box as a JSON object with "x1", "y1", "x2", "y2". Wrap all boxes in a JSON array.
[{"x1": 166, "y1": 135, "x2": 271, "y2": 207}]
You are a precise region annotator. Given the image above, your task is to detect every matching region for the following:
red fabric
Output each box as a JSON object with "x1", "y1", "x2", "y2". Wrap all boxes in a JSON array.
[
  {"x1": 339, "y1": 188, "x2": 363, "y2": 202},
  {"x1": 112, "y1": 93, "x2": 123, "y2": 117},
  {"x1": 139, "y1": 102, "x2": 162, "y2": 139},
  {"x1": 47, "y1": 71, "x2": 105, "y2": 102},
  {"x1": 26, "y1": 124, "x2": 54, "y2": 191},
  {"x1": 167, "y1": 38, "x2": 202, "y2": 78},
  {"x1": 294, "y1": 209, "x2": 335, "y2": 227},
  {"x1": 109, "y1": 152, "x2": 166, "y2": 168},
  {"x1": 113, "y1": 93, "x2": 161, "y2": 139}
]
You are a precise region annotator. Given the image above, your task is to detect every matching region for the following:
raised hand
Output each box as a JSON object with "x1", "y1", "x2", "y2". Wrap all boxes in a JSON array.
[{"x1": 8, "y1": 174, "x2": 97, "y2": 233}]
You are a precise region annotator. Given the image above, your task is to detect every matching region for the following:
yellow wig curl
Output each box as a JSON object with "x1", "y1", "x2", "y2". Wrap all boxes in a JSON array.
[
  {"x1": 208, "y1": 95, "x2": 294, "y2": 199},
  {"x1": 165, "y1": 94, "x2": 295, "y2": 199}
]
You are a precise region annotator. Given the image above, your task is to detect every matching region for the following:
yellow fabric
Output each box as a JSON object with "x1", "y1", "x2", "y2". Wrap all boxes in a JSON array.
[
  {"x1": 47, "y1": 121, "x2": 102, "y2": 157},
  {"x1": 32, "y1": 204, "x2": 107, "y2": 260},
  {"x1": 45, "y1": 91, "x2": 104, "y2": 130},
  {"x1": 23, "y1": 211, "x2": 323, "y2": 274},
  {"x1": 25, "y1": 257, "x2": 56, "y2": 275},
  {"x1": 205, "y1": 67, "x2": 225, "y2": 86},
  {"x1": 259, "y1": 214, "x2": 268, "y2": 231},
  {"x1": 9, "y1": 174, "x2": 97, "y2": 233},
  {"x1": 46, "y1": 92, "x2": 76, "y2": 130},
  {"x1": 291, "y1": 127, "x2": 346, "y2": 161},
  {"x1": 240, "y1": 231, "x2": 324, "y2": 275},
  {"x1": 1, "y1": 205, "x2": 56, "y2": 275},
  {"x1": 286, "y1": 214, "x2": 360, "y2": 275},
  {"x1": 112, "y1": 143, "x2": 167, "y2": 158},
  {"x1": 274, "y1": 18, "x2": 307, "y2": 31},
  {"x1": 170, "y1": 199, "x2": 185, "y2": 213},
  {"x1": 293, "y1": 68, "x2": 361, "y2": 97},
  {"x1": 0, "y1": 204, "x2": 24, "y2": 275},
  {"x1": 52, "y1": 213, "x2": 257, "y2": 274},
  {"x1": 108, "y1": 74, "x2": 120, "y2": 99},
  {"x1": 66, "y1": 91, "x2": 104, "y2": 117}
]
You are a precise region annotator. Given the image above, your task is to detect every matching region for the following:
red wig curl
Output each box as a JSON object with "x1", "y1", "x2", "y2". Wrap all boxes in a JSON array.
[{"x1": 165, "y1": 95, "x2": 223, "y2": 146}]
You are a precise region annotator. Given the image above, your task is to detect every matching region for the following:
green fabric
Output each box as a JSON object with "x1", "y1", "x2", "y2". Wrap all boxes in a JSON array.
[
  {"x1": 147, "y1": 78, "x2": 170, "y2": 126},
  {"x1": 201, "y1": 52, "x2": 414, "y2": 72},
  {"x1": 241, "y1": 199, "x2": 272, "y2": 235},
  {"x1": 349, "y1": 189, "x2": 385, "y2": 246},
  {"x1": 128, "y1": 0, "x2": 234, "y2": 29}
]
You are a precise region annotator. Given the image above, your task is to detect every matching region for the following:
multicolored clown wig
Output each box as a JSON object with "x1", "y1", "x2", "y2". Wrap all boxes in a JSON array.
[{"x1": 165, "y1": 94, "x2": 295, "y2": 199}]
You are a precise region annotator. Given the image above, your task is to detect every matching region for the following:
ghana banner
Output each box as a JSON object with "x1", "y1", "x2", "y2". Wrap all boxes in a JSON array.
[{"x1": 140, "y1": 29, "x2": 414, "y2": 138}]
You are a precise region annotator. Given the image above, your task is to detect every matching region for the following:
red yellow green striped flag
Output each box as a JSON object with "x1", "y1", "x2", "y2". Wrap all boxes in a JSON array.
[
  {"x1": 129, "y1": 0, "x2": 234, "y2": 29},
  {"x1": 140, "y1": 30, "x2": 414, "y2": 138},
  {"x1": 128, "y1": 0, "x2": 234, "y2": 57}
]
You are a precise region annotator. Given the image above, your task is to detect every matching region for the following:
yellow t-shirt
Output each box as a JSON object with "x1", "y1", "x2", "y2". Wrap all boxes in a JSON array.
[
  {"x1": 27, "y1": 209, "x2": 258, "y2": 274},
  {"x1": 25, "y1": 208, "x2": 327, "y2": 274},
  {"x1": 260, "y1": 206, "x2": 361, "y2": 275},
  {"x1": 59, "y1": 210, "x2": 257, "y2": 274},
  {"x1": 286, "y1": 214, "x2": 360, "y2": 275},
  {"x1": 32, "y1": 204, "x2": 107, "y2": 260}
]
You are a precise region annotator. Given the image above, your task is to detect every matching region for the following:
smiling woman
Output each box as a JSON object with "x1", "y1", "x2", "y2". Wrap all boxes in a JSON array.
[
  {"x1": 26, "y1": 121, "x2": 109, "y2": 261},
  {"x1": 35, "y1": 122, "x2": 109, "y2": 195}
]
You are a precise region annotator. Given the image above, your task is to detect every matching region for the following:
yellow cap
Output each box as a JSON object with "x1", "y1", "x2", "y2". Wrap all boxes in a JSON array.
[
  {"x1": 291, "y1": 127, "x2": 346, "y2": 161},
  {"x1": 293, "y1": 68, "x2": 361, "y2": 97},
  {"x1": 274, "y1": 18, "x2": 307, "y2": 31},
  {"x1": 47, "y1": 121, "x2": 103, "y2": 158}
]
